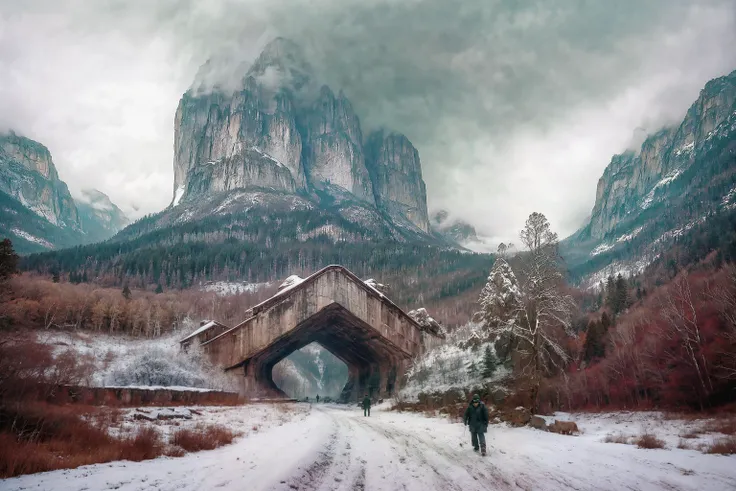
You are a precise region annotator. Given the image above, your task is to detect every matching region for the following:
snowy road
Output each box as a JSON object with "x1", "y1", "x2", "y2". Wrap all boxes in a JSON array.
[{"x1": 3, "y1": 404, "x2": 735, "y2": 491}]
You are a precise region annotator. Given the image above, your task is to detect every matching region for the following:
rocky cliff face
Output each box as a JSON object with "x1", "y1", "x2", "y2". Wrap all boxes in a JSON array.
[
  {"x1": 366, "y1": 130, "x2": 430, "y2": 232},
  {"x1": 75, "y1": 189, "x2": 130, "y2": 242},
  {"x1": 587, "y1": 70, "x2": 736, "y2": 240},
  {"x1": 0, "y1": 132, "x2": 79, "y2": 228},
  {"x1": 565, "y1": 69, "x2": 736, "y2": 285},
  {"x1": 303, "y1": 86, "x2": 374, "y2": 204},
  {"x1": 170, "y1": 37, "x2": 437, "y2": 242}
]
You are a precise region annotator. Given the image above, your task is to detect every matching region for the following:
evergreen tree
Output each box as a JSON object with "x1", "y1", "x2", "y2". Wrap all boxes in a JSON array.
[
  {"x1": 481, "y1": 345, "x2": 497, "y2": 378},
  {"x1": 155, "y1": 283, "x2": 164, "y2": 294},
  {"x1": 605, "y1": 275, "x2": 616, "y2": 311},
  {"x1": 467, "y1": 361, "x2": 478, "y2": 377},
  {"x1": 122, "y1": 284, "x2": 132, "y2": 300},
  {"x1": 583, "y1": 320, "x2": 605, "y2": 363},
  {"x1": 52, "y1": 270, "x2": 60, "y2": 283},
  {"x1": 614, "y1": 274, "x2": 629, "y2": 314},
  {"x1": 0, "y1": 238, "x2": 19, "y2": 281},
  {"x1": 601, "y1": 311, "x2": 612, "y2": 331}
]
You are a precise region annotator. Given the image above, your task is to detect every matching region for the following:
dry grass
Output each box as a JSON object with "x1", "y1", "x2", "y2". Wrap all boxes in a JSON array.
[
  {"x1": 703, "y1": 418, "x2": 736, "y2": 436},
  {"x1": 0, "y1": 402, "x2": 167, "y2": 478},
  {"x1": 603, "y1": 432, "x2": 630, "y2": 444},
  {"x1": 677, "y1": 438, "x2": 694, "y2": 450},
  {"x1": 171, "y1": 424, "x2": 240, "y2": 452},
  {"x1": 679, "y1": 429, "x2": 701, "y2": 439},
  {"x1": 635, "y1": 433, "x2": 666, "y2": 449},
  {"x1": 704, "y1": 436, "x2": 736, "y2": 455}
]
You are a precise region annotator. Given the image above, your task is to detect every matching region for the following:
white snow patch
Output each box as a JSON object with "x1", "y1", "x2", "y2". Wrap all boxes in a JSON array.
[
  {"x1": 674, "y1": 141, "x2": 694, "y2": 157},
  {"x1": 102, "y1": 385, "x2": 220, "y2": 393},
  {"x1": 616, "y1": 226, "x2": 644, "y2": 243},
  {"x1": 721, "y1": 185, "x2": 736, "y2": 210},
  {"x1": 591, "y1": 242, "x2": 614, "y2": 256},
  {"x1": 641, "y1": 169, "x2": 683, "y2": 210},
  {"x1": 201, "y1": 280, "x2": 271, "y2": 296},
  {"x1": 172, "y1": 185, "x2": 185, "y2": 207},
  {"x1": 278, "y1": 274, "x2": 304, "y2": 291},
  {"x1": 251, "y1": 145, "x2": 285, "y2": 167},
  {"x1": 584, "y1": 255, "x2": 656, "y2": 290},
  {"x1": 10, "y1": 227, "x2": 53, "y2": 249}
]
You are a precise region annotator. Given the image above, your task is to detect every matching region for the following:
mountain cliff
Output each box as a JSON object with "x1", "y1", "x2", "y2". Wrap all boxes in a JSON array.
[
  {"x1": 0, "y1": 132, "x2": 79, "y2": 229},
  {"x1": 565, "y1": 69, "x2": 736, "y2": 285},
  {"x1": 0, "y1": 133, "x2": 128, "y2": 253},
  {"x1": 167, "y1": 37, "x2": 436, "y2": 242}
]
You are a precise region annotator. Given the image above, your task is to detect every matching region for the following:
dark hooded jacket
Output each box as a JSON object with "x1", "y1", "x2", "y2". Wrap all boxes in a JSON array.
[
  {"x1": 362, "y1": 396, "x2": 371, "y2": 409},
  {"x1": 464, "y1": 401, "x2": 489, "y2": 433}
]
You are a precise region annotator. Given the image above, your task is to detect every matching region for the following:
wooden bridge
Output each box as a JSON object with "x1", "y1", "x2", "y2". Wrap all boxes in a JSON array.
[{"x1": 198, "y1": 265, "x2": 441, "y2": 402}]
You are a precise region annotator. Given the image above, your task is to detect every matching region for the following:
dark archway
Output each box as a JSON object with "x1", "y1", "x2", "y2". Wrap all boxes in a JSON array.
[{"x1": 242, "y1": 303, "x2": 406, "y2": 401}]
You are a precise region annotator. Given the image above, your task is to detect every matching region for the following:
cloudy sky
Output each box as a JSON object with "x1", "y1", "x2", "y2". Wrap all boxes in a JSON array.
[{"x1": 1, "y1": 0, "x2": 735, "y2": 245}]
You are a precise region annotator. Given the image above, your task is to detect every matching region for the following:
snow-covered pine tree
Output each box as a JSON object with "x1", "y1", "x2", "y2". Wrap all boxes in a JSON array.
[
  {"x1": 477, "y1": 212, "x2": 576, "y2": 412},
  {"x1": 477, "y1": 257, "x2": 521, "y2": 331},
  {"x1": 467, "y1": 361, "x2": 478, "y2": 377}
]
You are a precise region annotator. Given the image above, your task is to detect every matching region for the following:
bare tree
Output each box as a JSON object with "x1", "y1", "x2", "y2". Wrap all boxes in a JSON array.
[
  {"x1": 660, "y1": 274, "x2": 713, "y2": 408},
  {"x1": 478, "y1": 212, "x2": 576, "y2": 412}
]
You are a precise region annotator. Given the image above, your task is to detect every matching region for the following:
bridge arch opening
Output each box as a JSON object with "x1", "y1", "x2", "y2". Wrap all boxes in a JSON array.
[
  {"x1": 271, "y1": 342, "x2": 348, "y2": 400},
  {"x1": 240, "y1": 302, "x2": 407, "y2": 402}
]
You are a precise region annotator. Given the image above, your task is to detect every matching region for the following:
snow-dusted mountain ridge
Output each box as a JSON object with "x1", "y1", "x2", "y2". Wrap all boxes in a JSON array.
[{"x1": 563, "y1": 68, "x2": 736, "y2": 285}]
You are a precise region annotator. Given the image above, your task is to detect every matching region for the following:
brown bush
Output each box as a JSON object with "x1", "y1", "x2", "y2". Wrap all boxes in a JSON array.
[
  {"x1": 171, "y1": 424, "x2": 239, "y2": 452},
  {"x1": 704, "y1": 436, "x2": 736, "y2": 455},
  {"x1": 123, "y1": 427, "x2": 164, "y2": 461},
  {"x1": 635, "y1": 433, "x2": 666, "y2": 449}
]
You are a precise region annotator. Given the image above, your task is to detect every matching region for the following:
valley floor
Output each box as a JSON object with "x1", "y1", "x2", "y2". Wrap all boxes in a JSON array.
[{"x1": 2, "y1": 404, "x2": 735, "y2": 491}]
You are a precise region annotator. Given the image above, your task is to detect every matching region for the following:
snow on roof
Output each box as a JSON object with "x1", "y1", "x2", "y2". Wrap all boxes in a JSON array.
[
  {"x1": 278, "y1": 274, "x2": 304, "y2": 291},
  {"x1": 363, "y1": 278, "x2": 387, "y2": 297},
  {"x1": 180, "y1": 321, "x2": 219, "y2": 343}
]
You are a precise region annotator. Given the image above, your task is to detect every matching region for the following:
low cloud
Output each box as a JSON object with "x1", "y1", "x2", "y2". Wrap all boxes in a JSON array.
[{"x1": 1, "y1": 0, "x2": 734, "y2": 240}]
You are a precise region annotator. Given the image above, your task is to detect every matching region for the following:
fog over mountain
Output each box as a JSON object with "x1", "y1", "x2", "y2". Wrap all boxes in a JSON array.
[{"x1": 1, "y1": 0, "x2": 735, "y2": 244}]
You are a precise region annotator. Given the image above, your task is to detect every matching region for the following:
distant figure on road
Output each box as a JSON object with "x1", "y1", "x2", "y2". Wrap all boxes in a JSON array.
[
  {"x1": 464, "y1": 394, "x2": 489, "y2": 456},
  {"x1": 362, "y1": 394, "x2": 371, "y2": 416},
  {"x1": 316, "y1": 394, "x2": 320, "y2": 403}
]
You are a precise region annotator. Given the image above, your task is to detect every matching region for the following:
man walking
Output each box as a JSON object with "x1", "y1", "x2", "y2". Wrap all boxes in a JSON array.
[
  {"x1": 362, "y1": 393, "x2": 371, "y2": 417},
  {"x1": 464, "y1": 394, "x2": 489, "y2": 456}
]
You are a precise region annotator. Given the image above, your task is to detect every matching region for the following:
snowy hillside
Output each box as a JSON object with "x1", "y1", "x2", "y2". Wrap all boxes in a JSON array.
[
  {"x1": 37, "y1": 327, "x2": 236, "y2": 392},
  {"x1": 401, "y1": 321, "x2": 509, "y2": 400}
]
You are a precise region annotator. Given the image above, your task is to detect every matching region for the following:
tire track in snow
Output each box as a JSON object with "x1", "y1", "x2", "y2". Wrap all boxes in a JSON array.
[{"x1": 327, "y1": 405, "x2": 512, "y2": 491}]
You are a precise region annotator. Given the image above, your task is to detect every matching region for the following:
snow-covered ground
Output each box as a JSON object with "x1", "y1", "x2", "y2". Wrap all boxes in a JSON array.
[{"x1": 3, "y1": 404, "x2": 734, "y2": 491}]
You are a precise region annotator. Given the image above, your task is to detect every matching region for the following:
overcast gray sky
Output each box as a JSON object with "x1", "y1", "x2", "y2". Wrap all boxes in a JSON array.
[{"x1": 1, "y1": 0, "x2": 735, "y2": 247}]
